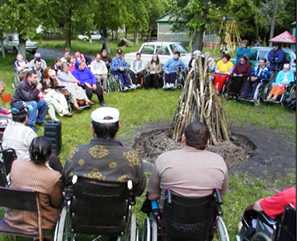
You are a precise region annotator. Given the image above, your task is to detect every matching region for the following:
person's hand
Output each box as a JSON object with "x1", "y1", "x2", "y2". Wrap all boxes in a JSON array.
[
  {"x1": 38, "y1": 92, "x2": 44, "y2": 99},
  {"x1": 85, "y1": 83, "x2": 92, "y2": 88},
  {"x1": 119, "y1": 67, "x2": 124, "y2": 71},
  {"x1": 251, "y1": 76, "x2": 257, "y2": 82},
  {"x1": 92, "y1": 84, "x2": 97, "y2": 90},
  {"x1": 150, "y1": 71, "x2": 155, "y2": 74},
  {"x1": 233, "y1": 73, "x2": 237, "y2": 77}
]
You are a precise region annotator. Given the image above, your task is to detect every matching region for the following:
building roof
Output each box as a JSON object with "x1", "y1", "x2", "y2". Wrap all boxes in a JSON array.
[
  {"x1": 269, "y1": 31, "x2": 296, "y2": 44},
  {"x1": 156, "y1": 13, "x2": 184, "y2": 23}
]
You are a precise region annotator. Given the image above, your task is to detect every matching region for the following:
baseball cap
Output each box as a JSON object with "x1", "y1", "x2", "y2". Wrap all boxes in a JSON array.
[
  {"x1": 11, "y1": 101, "x2": 28, "y2": 115},
  {"x1": 91, "y1": 107, "x2": 120, "y2": 124}
]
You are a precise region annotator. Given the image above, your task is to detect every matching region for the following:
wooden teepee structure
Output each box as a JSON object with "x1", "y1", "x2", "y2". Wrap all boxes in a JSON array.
[{"x1": 172, "y1": 56, "x2": 230, "y2": 145}]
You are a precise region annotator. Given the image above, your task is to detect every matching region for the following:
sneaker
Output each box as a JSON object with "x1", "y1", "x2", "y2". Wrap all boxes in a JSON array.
[
  {"x1": 100, "y1": 101, "x2": 106, "y2": 107},
  {"x1": 130, "y1": 84, "x2": 136, "y2": 89},
  {"x1": 124, "y1": 86, "x2": 128, "y2": 91}
]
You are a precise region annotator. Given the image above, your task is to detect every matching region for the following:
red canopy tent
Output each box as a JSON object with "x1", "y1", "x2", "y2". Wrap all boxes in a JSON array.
[{"x1": 269, "y1": 31, "x2": 296, "y2": 43}]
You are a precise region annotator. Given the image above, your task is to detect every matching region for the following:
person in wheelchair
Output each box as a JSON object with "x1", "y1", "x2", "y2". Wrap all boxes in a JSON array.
[
  {"x1": 4, "y1": 136, "x2": 62, "y2": 234},
  {"x1": 163, "y1": 51, "x2": 186, "y2": 89},
  {"x1": 129, "y1": 52, "x2": 144, "y2": 87},
  {"x1": 237, "y1": 186, "x2": 296, "y2": 241},
  {"x1": 111, "y1": 48, "x2": 135, "y2": 91},
  {"x1": 226, "y1": 56, "x2": 251, "y2": 98},
  {"x1": 144, "y1": 54, "x2": 163, "y2": 89},
  {"x1": 90, "y1": 53, "x2": 109, "y2": 92},
  {"x1": 240, "y1": 58, "x2": 271, "y2": 100},
  {"x1": 266, "y1": 63, "x2": 294, "y2": 102},
  {"x1": 147, "y1": 121, "x2": 228, "y2": 241},
  {"x1": 63, "y1": 107, "x2": 146, "y2": 196}
]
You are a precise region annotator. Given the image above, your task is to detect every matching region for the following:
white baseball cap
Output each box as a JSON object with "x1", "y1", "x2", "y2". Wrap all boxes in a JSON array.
[{"x1": 91, "y1": 107, "x2": 120, "y2": 124}]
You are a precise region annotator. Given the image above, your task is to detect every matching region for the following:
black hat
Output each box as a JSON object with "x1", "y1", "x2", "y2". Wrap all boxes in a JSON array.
[{"x1": 11, "y1": 101, "x2": 28, "y2": 116}]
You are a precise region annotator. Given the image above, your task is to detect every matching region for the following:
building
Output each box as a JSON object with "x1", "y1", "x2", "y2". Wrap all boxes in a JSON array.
[{"x1": 156, "y1": 14, "x2": 189, "y2": 43}]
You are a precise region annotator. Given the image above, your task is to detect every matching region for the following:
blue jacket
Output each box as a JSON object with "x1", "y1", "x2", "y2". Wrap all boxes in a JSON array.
[
  {"x1": 111, "y1": 56, "x2": 129, "y2": 71},
  {"x1": 72, "y1": 68, "x2": 96, "y2": 85},
  {"x1": 251, "y1": 66, "x2": 271, "y2": 82},
  {"x1": 267, "y1": 49, "x2": 286, "y2": 71},
  {"x1": 274, "y1": 70, "x2": 294, "y2": 85},
  {"x1": 164, "y1": 58, "x2": 186, "y2": 74}
]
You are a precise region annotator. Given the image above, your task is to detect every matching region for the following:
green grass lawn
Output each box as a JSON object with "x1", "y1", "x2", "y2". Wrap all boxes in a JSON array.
[
  {"x1": 0, "y1": 53, "x2": 296, "y2": 240},
  {"x1": 38, "y1": 39, "x2": 141, "y2": 56}
]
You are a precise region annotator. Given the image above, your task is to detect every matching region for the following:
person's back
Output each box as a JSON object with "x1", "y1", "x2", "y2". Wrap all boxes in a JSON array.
[
  {"x1": 148, "y1": 121, "x2": 228, "y2": 203},
  {"x1": 63, "y1": 107, "x2": 145, "y2": 196},
  {"x1": 4, "y1": 137, "x2": 62, "y2": 233},
  {"x1": 2, "y1": 101, "x2": 37, "y2": 161}
]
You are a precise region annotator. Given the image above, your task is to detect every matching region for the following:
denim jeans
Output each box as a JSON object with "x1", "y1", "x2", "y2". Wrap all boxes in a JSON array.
[{"x1": 25, "y1": 99, "x2": 48, "y2": 128}]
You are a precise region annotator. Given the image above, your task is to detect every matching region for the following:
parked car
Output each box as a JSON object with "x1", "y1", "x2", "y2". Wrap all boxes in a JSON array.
[
  {"x1": 233, "y1": 47, "x2": 296, "y2": 72},
  {"x1": 78, "y1": 31, "x2": 102, "y2": 41},
  {"x1": 124, "y1": 41, "x2": 192, "y2": 67},
  {"x1": 3, "y1": 33, "x2": 38, "y2": 54}
]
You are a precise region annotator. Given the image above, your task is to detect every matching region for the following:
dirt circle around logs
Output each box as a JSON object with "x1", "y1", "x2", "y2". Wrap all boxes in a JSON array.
[
  {"x1": 131, "y1": 123, "x2": 296, "y2": 181},
  {"x1": 133, "y1": 127, "x2": 255, "y2": 170}
]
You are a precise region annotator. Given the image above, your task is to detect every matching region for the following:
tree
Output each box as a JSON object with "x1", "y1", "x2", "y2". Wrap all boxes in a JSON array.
[
  {"x1": 42, "y1": 0, "x2": 95, "y2": 48},
  {"x1": 0, "y1": 0, "x2": 42, "y2": 57},
  {"x1": 169, "y1": 0, "x2": 226, "y2": 51}
]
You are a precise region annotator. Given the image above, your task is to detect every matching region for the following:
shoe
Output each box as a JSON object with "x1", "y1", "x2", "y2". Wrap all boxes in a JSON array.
[
  {"x1": 124, "y1": 86, "x2": 128, "y2": 91},
  {"x1": 100, "y1": 101, "x2": 106, "y2": 107},
  {"x1": 65, "y1": 112, "x2": 73, "y2": 117},
  {"x1": 130, "y1": 84, "x2": 136, "y2": 89}
]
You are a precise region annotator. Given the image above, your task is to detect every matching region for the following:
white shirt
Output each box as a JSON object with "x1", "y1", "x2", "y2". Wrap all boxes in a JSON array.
[
  {"x1": 90, "y1": 59, "x2": 108, "y2": 75},
  {"x1": 130, "y1": 59, "x2": 144, "y2": 74},
  {"x1": 2, "y1": 121, "x2": 37, "y2": 161}
]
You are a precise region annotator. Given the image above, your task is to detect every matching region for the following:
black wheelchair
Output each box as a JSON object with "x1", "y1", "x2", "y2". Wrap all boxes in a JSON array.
[
  {"x1": 142, "y1": 189, "x2": 229, "y2": 241},
  {"x1": 261, "y1": 81, "x2": 295, "y2": 105},
  {"x1": 109, "y1": 69, "x2": 136, "y2": 92},
  {"x1": 53, "y1": 175, "x2": 139, "y2": 241},
  {"x1": 0, "y1": 146, "x2": 17, "y2": 186},
  {"x1": 282, "y1": 82, "x2": 296, "y2": 111},
  {"x1": 163, "y1": 68, "x2": 187, "y2": 90},
  {"x1": 236, "y1": 205, "x2": 296, "y2": 241}
]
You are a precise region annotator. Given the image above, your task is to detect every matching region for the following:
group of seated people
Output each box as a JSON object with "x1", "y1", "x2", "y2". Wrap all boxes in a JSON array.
[
  {"x1": 12, "y1": 51, "x2": 108, "y2": 127},
  {"x1": 213, "y1": 51, "x2": 295, "y2": 102},
  {"x1": 0, "y1": 103, "x2": 295, "y2": 240}
]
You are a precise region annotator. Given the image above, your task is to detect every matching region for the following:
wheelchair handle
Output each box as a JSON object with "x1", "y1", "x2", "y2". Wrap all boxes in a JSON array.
[{"x1": 214, "y1": 189, "x2": 223, "y2": 204}]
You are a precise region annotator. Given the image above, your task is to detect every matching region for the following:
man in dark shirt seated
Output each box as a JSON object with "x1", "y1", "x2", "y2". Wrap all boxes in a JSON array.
[
  {"x1": 12, "y1": 70, "x2": 48, "y2": 129},
  {"x1": 63, "y1": 107, "x2": 145, "y2": 196}
]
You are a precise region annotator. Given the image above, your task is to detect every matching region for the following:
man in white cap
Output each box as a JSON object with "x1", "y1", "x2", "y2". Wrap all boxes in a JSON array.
[
  {"x1": 63, "y1": 107, "x2": 146, "y2": 196},
  {"x1": 28, "y1": 52, "x2": 47, "y2": 71}
]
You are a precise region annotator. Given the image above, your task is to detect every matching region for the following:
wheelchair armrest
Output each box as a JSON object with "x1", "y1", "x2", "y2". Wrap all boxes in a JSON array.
[{"x1": 213, "y1": 189, "x2": 223, "y2": 204}]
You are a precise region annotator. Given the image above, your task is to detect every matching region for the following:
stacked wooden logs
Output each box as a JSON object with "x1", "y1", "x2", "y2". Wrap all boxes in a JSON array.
[{"x1": 172, "y1": 55, "x2": 230, "y2": 145}]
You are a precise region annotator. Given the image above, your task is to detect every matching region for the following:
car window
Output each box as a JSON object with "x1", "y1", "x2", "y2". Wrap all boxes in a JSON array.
[
  {"x1": 156, "y1": 46, "x2": 170, "y2": 55},
  {"x1": 170, "y1": 43, "x2": 188, "y2": 54},
  {"x1": 140, "y1": 45, "x2": 155, "y2": 55}
]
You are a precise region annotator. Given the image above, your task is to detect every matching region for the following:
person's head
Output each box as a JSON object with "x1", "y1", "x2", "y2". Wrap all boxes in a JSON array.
[
  {"x1": 91, "y1": 107, "x2": 120, "y2": 139},
  {"x1": 64, "y1": 51, "x2": 70, "y2": 59},
  {"x1": 34, "y1": 59, "x2": 42, "y2": 70},
  {"x1": 283, "y1": 63, "x2": 290, "y2": 71},
  {"x1": 239, "y1": 56, "x2": 248, "y2": 65},
  {"x1": 151, "y1": 54, "x2": 160, "y2": 64},
  {"x1": 16, "y1": 54, "x2": 24, "y2": 62},
  {"x1": 75, "y1": 51, "x2": 81, "y2": 58},
  {"x1": 62, "y1": 62, "x2": 69, "y2": 73},
  {"x1": 0, "y1": 81, "x2": 5, "y2": 94},
  {"x1": 116, "y1": 48, "x2": 123, "y2": 57},
  {"x1": 48, "y1": 68, "x2": 56, "y2": 79},
  {"x1": 95, "y1": 53, "x2": 101, "y2": 62},
  {"x1": 183, "y1": 121, "x2": 209, "y2": 150},
  {"x1": 101, "y1": 48, "x2": 108, "y2": 58},
  {"x1": 29, "y1": 137, "x2": 52, "y2": 165},
  {"x1": 193, "y1": 50, "x2": 201, "y2": 59},
  {"x1": 258, "y1": 58, "x2": 267, "y2": 68},
  {"x1": 11, "y1": 101, "x2": 28, "y2": 124},
  {"x1": 79, "y1": 61, "x2": 87, "y2": 70},
  {"x1": 34, "y1": 52, "x2": 41, "y2": 61},
  {"x1": 222, "y1": 54, "x2": 231, "y2": 63},
  {"x1": 173, "y1": 51, "x2": 180, "y2": 60},
  {"x1": 25, "y1": 70, "x2": 38, "y2": 85},
  {"x1": 136, "y1": 52, "x2": 141, "y2": 60}
]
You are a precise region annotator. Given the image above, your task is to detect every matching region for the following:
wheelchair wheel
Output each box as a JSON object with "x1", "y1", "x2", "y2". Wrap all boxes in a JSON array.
[
  {"x1": 216, "y1": 216, "x2": 230, "y2": 241},
  {"x1": 129, "y1": 213, "x2": 138, "y2": 241},
  {"x1": 142, "y1": 216, "x2": 158, "y2": 241},
  {"x1": 250, "y1": 232, "x2": 272, "y2": 241},
  {"x1": 54, "y1": 206, "x2": 74, "y2": 241}
]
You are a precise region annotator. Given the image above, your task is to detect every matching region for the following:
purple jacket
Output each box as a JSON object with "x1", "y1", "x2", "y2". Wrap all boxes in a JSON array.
[{"x1": 72, "y1": 68, "x2": 96, "y2": 85}]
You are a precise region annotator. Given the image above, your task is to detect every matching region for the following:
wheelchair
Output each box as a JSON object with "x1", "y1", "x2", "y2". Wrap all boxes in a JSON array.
[
  {"x1": 53, "y1": 175, "x2": 139, "y2": 241},
  {"x1": 163, "y1": 68, "x2": 187, "y2": 90},
  {"x1": 142, "y1": 189, "x2": 229, "y2": 241},
  {"x1": 261, "y1": 81, "x2": 294, "y2": 105},
  {"x1": 282, "y1": 82, "x2": 296, "y2": 111},
  {"x1": 236, "y1": 205, "x2": 296, "y2": 241},
  {"x1": 110, "y1": 69, "x2": 136, "y2": 92},
  {"x1": 212, "y1": 73, "x2": 230, "y2": 95},
  {"x1": 223, "y1": 75, "x2": 248, "y2": 100}
]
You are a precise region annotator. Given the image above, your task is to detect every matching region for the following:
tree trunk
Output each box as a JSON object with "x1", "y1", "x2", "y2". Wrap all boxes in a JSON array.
[
  {"x1": 0, "y1": 38, "x2": 5, "y2": 58},
  {"x1": 192, "y1": 31, "x2": 204, "y2": 51},
  {"x1": 269, "y1": 0, "x2": 278, "y2": 47},
  {"x1": 18, "y1": 36, "x2": 27, "y2": 59},
  {"x1": 115, "y1": 29, "x2": 119, "y2": 41},
  {"x1": 64, "y1": 8, "x2": 72, "y2": 49},
  {"x1": 134, "y1": 30, "x2": 138, "y2": 44},
  {"x1": 100, "y1": 28, "x2": 110, "y2": 53},
  {"x1": 125, "y1": 26, "x2": 128, "y2": 39}
]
